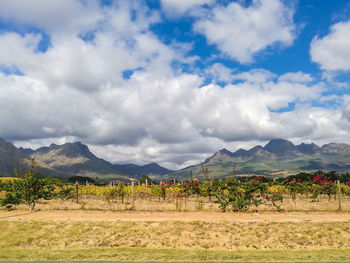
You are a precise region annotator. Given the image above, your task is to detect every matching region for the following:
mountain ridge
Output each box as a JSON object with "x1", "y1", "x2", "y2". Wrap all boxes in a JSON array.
[
  {"x1": 2, "y1": 138, "x2": 350, "y2": 181},
  {"x1": 31, "y1": 141, "x2": 172, "y2": 180},
  {"x1": 166, "y1": 139, "x2": 350, "y2": 180}
]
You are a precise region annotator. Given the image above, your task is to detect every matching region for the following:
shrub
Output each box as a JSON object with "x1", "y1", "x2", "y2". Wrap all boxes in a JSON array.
[{"x1": 0, "y1": 159, "x2": 57, "y2": 211}]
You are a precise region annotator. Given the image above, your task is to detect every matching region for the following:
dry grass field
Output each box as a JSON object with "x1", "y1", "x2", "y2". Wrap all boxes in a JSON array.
[
  {"x1": 1, "y1": 196, "x2": 350, "y2": 261},
  {"x1": 0, "y1": 215, "x2": 350, "y2": 261},
  {"x1": 1, "y1": 220, "x2": 350, "y2": 250}
]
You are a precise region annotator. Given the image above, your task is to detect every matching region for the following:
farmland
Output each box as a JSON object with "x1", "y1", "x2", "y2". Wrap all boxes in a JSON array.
[
  {"x1": 1, "y1": 171, "x2": 350, "y2": 261},
  {"x1": 0, "y1": 211, "x2": 350, "y2": 261}
]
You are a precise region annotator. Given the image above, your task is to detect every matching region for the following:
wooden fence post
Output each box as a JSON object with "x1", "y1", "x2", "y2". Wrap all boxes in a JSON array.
[
  {"x1": 145, "y1": 179, "x2": 148, "y2": 188},
  {"x1": 131, "y1": 181, "x2": 135, "y2": 210},
  {"x1": 337, "y1": 180, "x2": 342, "y2": 211},
  {"x1": 75, "y1": 181, "x2": 79, "y2": 204}
]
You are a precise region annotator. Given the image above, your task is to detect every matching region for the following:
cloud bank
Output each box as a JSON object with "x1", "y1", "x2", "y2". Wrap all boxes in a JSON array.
[{"x1": 0, "y1": 0, "x2": 349, "y2": 169}]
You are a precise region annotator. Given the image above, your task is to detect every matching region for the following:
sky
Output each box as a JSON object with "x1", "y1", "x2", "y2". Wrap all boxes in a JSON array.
[{"x1": 1, "y1": 0, "x2": 350, "y2": 170}]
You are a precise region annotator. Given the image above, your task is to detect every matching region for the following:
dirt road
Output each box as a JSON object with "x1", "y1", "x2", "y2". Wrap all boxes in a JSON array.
[{"x1": 1, "y1": 210, "x2": 349, "y2": 222}]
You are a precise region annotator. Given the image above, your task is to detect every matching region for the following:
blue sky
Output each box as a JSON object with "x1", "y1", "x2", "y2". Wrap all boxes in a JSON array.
[{"x1": 0, "y1": 0, "x2": 350, "y2": 169}]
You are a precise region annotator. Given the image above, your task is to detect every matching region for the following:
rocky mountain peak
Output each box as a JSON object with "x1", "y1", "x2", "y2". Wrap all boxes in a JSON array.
[
  {"x1": 263, "y1": 139, "x2": 297, "y2": 156},
  {"x1": 321, "y1": 143, "x2": 350, "y2": 154},
  {"x1": 218, "y1": 148, "x2": 234, "y2": 156},
  {"x1": 296, "y1": 142, "x2": 320, "y2": 154},
  {"x1": 35, "y1": 141, "x2": 97, "y2": 160}
]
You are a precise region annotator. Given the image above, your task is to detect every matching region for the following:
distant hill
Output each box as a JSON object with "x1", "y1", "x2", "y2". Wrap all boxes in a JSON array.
[
  {"x1": 0, "y1": 138, "x2": 69, "y2": 178},
  {"x1": 31, "y1": 142, "x2": 129, "y2": 181},
  {"x1": 167, "y1": 139, "x2": 350, "y2": 180},
  {"x1": 0, "y1": 139, "x2": 170, "y2": 181},
  {"x1": 0, "y1": 138, "x2": 29, "y2": 174},
  {"x1": 30, "y1": 142, "x2": 172, "y2": 180},
  {"x1": 2, "y1": 137, "x2": 350, "y2": 182},
  {"x1": 1, "y1": 138, "x2": 172, "y2": 181}
]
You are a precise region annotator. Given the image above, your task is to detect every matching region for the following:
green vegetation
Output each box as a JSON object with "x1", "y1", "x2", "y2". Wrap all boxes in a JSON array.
[
  {"x1": 0, "y1": 159, "x2": 59, "y2": 211},
  {"x1": 1, "y1": 170, "x2": 350, "y2": 212},
  {"x1": 0, "y1": 247, "x2": 349, "y2": 262}
]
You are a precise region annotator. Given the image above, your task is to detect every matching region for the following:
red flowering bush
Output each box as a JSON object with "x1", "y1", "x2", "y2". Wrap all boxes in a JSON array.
[
  {"x1": 160, "y1": 181, "x2": 173, "y2": 187},
  {"x1": 313, "y1": 173, "x2": 323, "y2": 183},
  {"x1": 182, "y1": 179, "x2": 201, "y2": 195},
  {"x1": 310, "y1": 173, "x2": 335, "y2": 199}
]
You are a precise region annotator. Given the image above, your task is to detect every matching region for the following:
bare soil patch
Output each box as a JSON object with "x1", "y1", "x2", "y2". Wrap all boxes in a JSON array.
[{"x1": 1, "y1": 209, "x2": 350, "y2": 222}]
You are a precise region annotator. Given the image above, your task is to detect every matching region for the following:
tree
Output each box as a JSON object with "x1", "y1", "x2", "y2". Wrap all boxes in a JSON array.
[
  {"x1": 1, "y1": 159, "x2": 56, "y2": 211},
  {"x1": 140, "y1": 174, "x2": 152, "y2": 184}
]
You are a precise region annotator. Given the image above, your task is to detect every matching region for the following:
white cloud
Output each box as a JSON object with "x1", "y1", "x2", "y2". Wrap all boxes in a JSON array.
[
  {"x1": 342, "y1": 95, "x2": 350, "y2": 121},
  {"x1": 160, "y1": 0, "x2": 215, "y2": 15},
  {"x1": 194, "y1": 0, "x2": 296, "y2": 63},
  {"x1": 1, "y1": 1, "x2": 350, "y2": 169},
  {"x1": 0, "y1": 0, "x2": 101, "y2": 37},
  {"x1": 310, "y1": 20, "x2": 350, "y2": 71},
  {"x1": 2, "y1": 65, "x2": 338, "y2": 169},
  {"x1": 278, "y1": 72, "x2": 314, "y2": 83},
  {"x1": 204, "y1": 63, "x2": 236, "y2": 83},
  {"x1": 0, "y1": 2, "x2": 177, "y2": 93}
]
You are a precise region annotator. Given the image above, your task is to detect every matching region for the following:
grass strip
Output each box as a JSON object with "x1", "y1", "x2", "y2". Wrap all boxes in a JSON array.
[
  {"x1": 2, "y1": 220, "x2": 350, "y2": 250},
  {"x1": 0, "y1": 247, "x2": 349, "y2": 262}
]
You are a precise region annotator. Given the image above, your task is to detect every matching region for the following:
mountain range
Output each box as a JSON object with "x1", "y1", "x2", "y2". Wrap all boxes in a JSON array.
[
  {"x1": 0, "y1": 138, "x2": 172, "y2": 181},
  {"x1": 1, "y1": 138, "x2": 350, "y2": 181},
  {"x1": 167, "y1": 139, "x2": 350, "y2": 180}
]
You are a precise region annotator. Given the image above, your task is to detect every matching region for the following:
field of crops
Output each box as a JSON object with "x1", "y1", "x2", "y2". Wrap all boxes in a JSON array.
[
  {"x1": 2, "y1": 171, "x2": 350, "y2": 212},
  {"x1": 1, "y1": 172, "x2": 350, "y2": 262}
]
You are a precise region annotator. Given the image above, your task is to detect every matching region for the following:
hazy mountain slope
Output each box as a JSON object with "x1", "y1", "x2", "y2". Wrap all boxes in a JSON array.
[
  {"x1": 0, "y1": 138, "x2": 29, "y2": 174},
  {"x1": 0, "y1": 138, "x2": 69, "y2": 177}
]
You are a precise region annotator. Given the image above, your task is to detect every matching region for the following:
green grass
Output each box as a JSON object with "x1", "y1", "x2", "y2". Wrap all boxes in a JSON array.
[{"x1": 0, "y1": 247, "x2": 349, "y2": 262}]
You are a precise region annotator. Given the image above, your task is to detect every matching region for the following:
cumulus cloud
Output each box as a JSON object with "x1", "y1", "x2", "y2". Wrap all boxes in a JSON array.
[
  {"x1": 0, "y1": 64, "x2": 331, "y2": 167},
  {"x1": 310, "y1": 20, "x2": 350, "y2": 71},
  {"x1": 0, "y1": 0, "x2": 101, "y2": 37},
  {"x1": 194, "y1": 0, "x2": 296, "y2": 63},
  {"x1": 160, "y1": 0, "x2": 215, "y2": 16},
  {"x1": 1, "y1": 0, "x2": 350, "y2": 169},
  {"x1": 342, "y1": 95, "x2": 350, "y2": 121},
  {"x1": 278, "y1": 72, "x2": 314, "y2": 83},
  {"x1": 0, "y1": 1, "x2": 178, "y2": 93},
  {"x1": 204, "y1": 63, "x2": 236, "y2": 83}
]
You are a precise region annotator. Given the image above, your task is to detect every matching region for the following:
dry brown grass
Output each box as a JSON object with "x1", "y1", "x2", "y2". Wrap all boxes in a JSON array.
[{"x1": 1, "y1": 220, "x2": 350, "y2": 250}]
